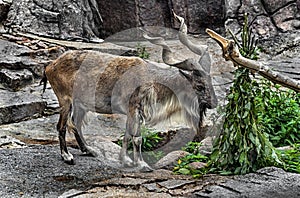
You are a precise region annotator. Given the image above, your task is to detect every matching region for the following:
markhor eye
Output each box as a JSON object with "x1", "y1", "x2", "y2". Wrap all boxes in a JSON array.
[{"x1": 196, "y1": 83, "x2": 205, "y2": 90}]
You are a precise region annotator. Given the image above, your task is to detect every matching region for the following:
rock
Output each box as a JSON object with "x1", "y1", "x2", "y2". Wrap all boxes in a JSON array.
[
  {"x1": 195, "y1": 167, "x2": 300, "y2": 197},
  {"x1": 0, "y1": 39, "x2": 50, "y2": 77},
  {"x1": 12, "y1": 32, "x2": 137, "y2": 56},
  {"x1": 225, "y1": 0, "x2": 241, "y2": 18},
  {"x1": 224, "y1": 0, "x2": 299, "y2": 38},
  {"x1": 263, "y1": 0, "x2": 295, "y2": 13},
  {"x1": 0, "y1": 112, "x2": 124, "y2": 144},
  {"x1": 95, "y1": 177, "x2": 148, "y2": 186},
  {"x1": 5, "y1": 0, "x2": 103, "y2": 41},
  {"x1": 88, "y1": 0, "x2": 225, "y2": 37},
  {"x1": 172, "y1": 0, "x2": 224, "y2": 33},
  {"x1": 4, "y1": 0, "x2": 225, "y2": 39},
  {"x1": 188, "y1": 162, "x2": 207, "y2": 169},
  {"x1": 0, "y1": 115, "x2": 59, "y2": 142},
  {"x1": 0, "y1": 68, "x2": 34, "y2": 91},
  {"x1": 0, "y1": 89, "x2": 46, "y2": 124},
  {"x1": 272, "y1": 3, "x2": 298, "y2": 32},
  {"x1": 22, "y1": 81, "x2": 60, "y2": 111},
  {"x1": 0, "y1": 135, "x2": 26, "y2": 149},
  {"x1": 80, "y1": 187, "x2": 173, "y2": 198},
  {"x1": 0, "y1": 145, "x2": 121, "y2": 197},
  {"x1": 1, "y1": 143, "x2": 299, "y2": 197},
  {"x1": 154, "y1": 150, "x2": 189, "y2": 169},
  {"x1": 198, "y1": 136, "x2": 214, "y2": 155},
  {"x1": 265, "y1": 58, "x2": 300, "y2": 80},
  {"x1": 158, "y1": 179, "x2": 195, "y2": 189},
  {"x1": 0, "y1": 0, "x2": 11, "y2": 22},
  {"x1": 91, "y1": 141, "x2": 122, "y2": 167},
  {"x1": 58, "y1": 189, "x2": 85, "y2": 198},
  {"x1": 207, "y1": 37, "x2": 234, "y2": 104},
  {"x1": 143, "y1": 183, "x2": 161, "y2": 192}
]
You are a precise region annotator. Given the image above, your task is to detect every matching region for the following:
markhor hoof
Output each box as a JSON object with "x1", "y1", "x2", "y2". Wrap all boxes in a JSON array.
[
  {"x1": 62, "y1": 157, "x2": 75, "y2": 165},
  {"x1": 82, "y1": 146, "x2": 98, "y2": 157}
]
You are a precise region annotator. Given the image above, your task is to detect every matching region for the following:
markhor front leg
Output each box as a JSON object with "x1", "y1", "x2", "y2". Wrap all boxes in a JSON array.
[
  {"x1": 124, "y1": 90, "x2": 153, "y2": 172},
  {"x1": 131, "y1": 110, "x2": 153, "y2": 172},
  {"x1": 132, "y1": 136, "x2": 153, "y2": 172},
  {"x1": 119, "y1": 131, "x2": 134, "y2": 167}
]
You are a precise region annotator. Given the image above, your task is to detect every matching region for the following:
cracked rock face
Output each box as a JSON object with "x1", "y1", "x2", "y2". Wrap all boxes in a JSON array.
[
  {"x1": 5, "y1": 0, "x2": 102, "y2": 41},
  {"x1": 0, "y1": 0, "x2": 11, "y2": 22},
  {"x1": 0, "y1": 68, "x2": 34, "y2": 91},
  {"x1": 2, "y1": 0, "x2": 299, "y2": 42},
  {"x1": 3, "y1": 0, "x2": 225, "y2": 39},
  {"x1": 225, "y1": 0, "x2": 300, "y2": 38},
  {"x1": 98, "y1": 0, "x2": 225, "y2": 37},
  {"x1": 0, "y1": 89, "x2": 46, "y2": 124}
]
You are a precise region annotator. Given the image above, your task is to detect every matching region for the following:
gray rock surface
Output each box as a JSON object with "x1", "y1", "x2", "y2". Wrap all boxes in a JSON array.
[
  {"x1": 154, "y1": 150, "x2": 189, "y2": 169},
  {"x1": 266, "y1": 58, "x2": 300, "y2": 80},
  {"x1": 225, "y1": 0, "x2": 300, "y2": 38},
  {"x1": 171, "y1": 0, "x2": 224, "y2": 33},
  {"x1": 1, "y1": 145, "x2": 298, "y2": 198},
  {"x1": 99, "y1": 0, "x2": 224, "y2": 37},
  {"x1": 0, "y1": 38, "x2": 63, "y2": 77},
  {"x1": 5, "y1": 0, "x2": 102, "y2": 41},
  {"x1": 0, "y1": 145, "x2": 121, "y2": 197},
  {"x1": 0, "y1": 89, "x2": 46, "y2": 124},
  {"x1": 3, "y1": 0, "x2": 225, "y2": 39},
  {"x1": 1, "y1": 0, "x2": 299, "y2": 45},
  {"x1": 0, "y1": 0, "x2": 11, "y2": 22},
  {"x1": 196, "y1": 167, "x2": 300, "y2": 198},
  {"x1": 0, "y1": 135, "x2": 26, "y2": 149},
  {"x1": 0, "y1": 113, "x2": 125, "y2": 143},
  {"x1": 0, "y1": 68, "x2": 34, "y2": 91}
]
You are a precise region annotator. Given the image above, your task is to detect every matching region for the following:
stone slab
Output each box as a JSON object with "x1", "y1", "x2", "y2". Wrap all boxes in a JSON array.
[
  {"x1": 0, "y1": 89, "x2": 46, "y2": 124},
  {"x1": 195, "y1": 167, "x2": 300, "y2": 198},
  {"x1": 0, "y1": 68, "x2": 34, "y2": 91}
]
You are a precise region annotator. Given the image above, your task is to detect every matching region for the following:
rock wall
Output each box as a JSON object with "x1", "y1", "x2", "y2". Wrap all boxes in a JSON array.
[
  {"x1": 4, "y1": 0, "x2": 103, "y2": 41},
  {"x1": 0, "y1": 0, "x2": 11, "y2": 22},
  {"x1": 2, "y1": 0, "x2": 225, "y2": 39},
  {"x1": 98, "y1": 0, "x2": 225, "y2": 37},
  {"x1": 2, "y1": 0, "x2": 299, "y2": 40},
  {"x1": 225, "y1": 0, "x2": 300, "y2": 38}
]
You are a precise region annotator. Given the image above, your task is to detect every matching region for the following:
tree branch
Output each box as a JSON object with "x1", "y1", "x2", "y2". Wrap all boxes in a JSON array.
[{"x1": 206, "y1": 29, "x2": 300, "y2": 93}]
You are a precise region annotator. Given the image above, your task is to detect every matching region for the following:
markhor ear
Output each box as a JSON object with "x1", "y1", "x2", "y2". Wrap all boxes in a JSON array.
[
  {"x1": 199, "y1": 50, "x2": 211, "y2": 73},
  {"x1": 179, "y1": 70, "x2": 192, "y2": 82}
]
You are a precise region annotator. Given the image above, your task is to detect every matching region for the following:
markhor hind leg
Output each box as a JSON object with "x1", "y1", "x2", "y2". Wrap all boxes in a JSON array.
[
  {"x1": 57, "y1": 106, "x2": 74, "y2": 164},
  {"x1": 69, "y1": 101, "x2": 98, "y2": 157}
]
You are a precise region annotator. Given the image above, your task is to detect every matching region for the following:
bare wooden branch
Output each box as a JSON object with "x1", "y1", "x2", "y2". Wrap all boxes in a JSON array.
[{"x1": 206, "y1": 28, "x2": 300, "y2": 92}]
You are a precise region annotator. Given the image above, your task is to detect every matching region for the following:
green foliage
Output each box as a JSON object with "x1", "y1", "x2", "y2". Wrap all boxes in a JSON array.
[
  {"x1": 229, "y1": 13, "x2": 261, "y2": 60},
  {"x1": 117, "y1": 126, "x2": 162, "y2": 151},
  {"x1": 208, "y1": 14, "x2": 282, "y2": 175},
  {"x1": 208, "y1": 68, "x2": 281, "y2": 175},
  {"x1": 116, "y1": 126, "x2": 164, "y2": 163},
  {"x1": 173, "y1": 153, "x2": 208, "y2": 177},
  {"x1": 136, "y1": 43, "x2": 150, "y2": 59},
  {"x1": 277, "y1": 144, "x2": 300, "y2": 173},
  {"x1": 140, "y1": 126, "x2": 163, "y2": 151},
  {"x1": 256, "y1": 80, "x2": 300, "y2": 147},
  {"x1": 172, "y1": 141, "x2": 208, "y2": 177},
  {"x1": 182, "y1": 141, "x2": 202, "y2": 154}
]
